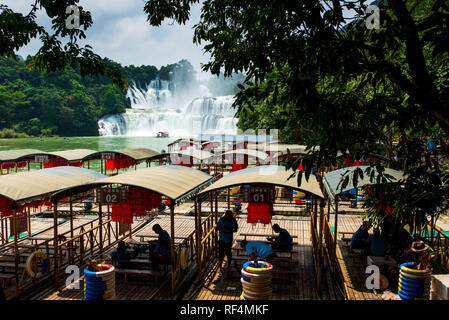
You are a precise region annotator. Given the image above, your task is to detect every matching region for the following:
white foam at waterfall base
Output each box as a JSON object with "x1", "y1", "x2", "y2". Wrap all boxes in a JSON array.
[{"x1": 99, "y1": 81, "x2": 238, "y2": 137}]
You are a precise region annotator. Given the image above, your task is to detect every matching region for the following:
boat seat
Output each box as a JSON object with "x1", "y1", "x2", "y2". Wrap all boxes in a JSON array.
[{"x1": 115, "y1": 268, "x2": 166, "y2": 284}]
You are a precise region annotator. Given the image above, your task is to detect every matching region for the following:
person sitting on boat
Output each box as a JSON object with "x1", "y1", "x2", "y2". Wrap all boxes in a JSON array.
[
  {"x1": 111, "y1": 241, "x2": 132, "y2": 268},
  {"x1": 217, "y1": 210, "x2": 239, "y2": 271},
  {"x1": 267, "y1": 224, "x2": 293, "y2": 252},
  {"x1": 240, "y1": 240, "x2": 276, "y2": 262},
  {"x1": 367, "y1": 228, "x2": 389, "y2": 256},
  {"x1": 150, "y1": 224, "x2": 171, "y2": 270},
  {"x1": 350, "y1": 221, "x2": 369, "y2": 250}
]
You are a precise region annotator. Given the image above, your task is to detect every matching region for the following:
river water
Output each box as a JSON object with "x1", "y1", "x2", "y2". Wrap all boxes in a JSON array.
[{"x1": 0, "y1": 136, "x2": 176, "y2": 153}]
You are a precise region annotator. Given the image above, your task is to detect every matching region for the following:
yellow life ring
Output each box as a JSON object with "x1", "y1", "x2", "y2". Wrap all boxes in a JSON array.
[
  {"x1": 180, "y1": 248, "x2": 188, "y2": 270},
  {"x1": 26, "y1": 251, "x2": 50, "y2": 279},
  {"x1": 400, "y1": 265, "x2": 432, "y2": 276},
  {"x1": 243, "y1": 261, "x2": 273, "y2": 273}
]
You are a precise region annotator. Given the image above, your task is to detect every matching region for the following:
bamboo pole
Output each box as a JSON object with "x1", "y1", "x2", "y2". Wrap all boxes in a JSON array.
[
  {"x1": 334, "y1": 197, "x2": 339, "y2": 254},
  {"x1": 69, "y1": 197, "x2": 73, "y2": 239},
  {"x1": 170, "y1": 203, "x2": 176, "y2": 296},
  {"x1": 198, "y1": 198, "x2": 203, "y2": 278},
  {"x1": 53, "y1": 202, "x2": 59, "y2": 285},
  {"x1": 13, "y1": 207, "x2": 19, "y2": 297},
  {"x1": 27, "y1": 207, "x2": 31, "y2": 239},
  {"x1": 107, "y1": 204, "x2": 111, "y2": 246},
  {"x1": 194, "y1": 197, "x2": 201, "y2": 280},
  {"x1": 99, "y1": 203, "x2": 103, "y2": 254}
]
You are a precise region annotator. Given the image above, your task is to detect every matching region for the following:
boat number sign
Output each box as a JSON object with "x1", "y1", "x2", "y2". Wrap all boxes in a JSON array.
[
  {"x1": 102, "y1": 152, "x2": 115, "y2": 160},
  {"x1": 34, "y1": 155, "x2": 49, "y2": 163},
  {"x1": 242, "y1": 187, "x2": 275, "y2": 203},
  {"x1": 97, "y1": 187, "x2": 127, "y2": 204}
]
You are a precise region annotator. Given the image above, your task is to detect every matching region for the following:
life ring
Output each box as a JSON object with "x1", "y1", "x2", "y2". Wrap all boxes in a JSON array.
[
  {"x1": 241, "y1": 269, "x2": 272, "y2": 285},
  {"x1": 399, "y1": 270, "x2": 431, "y2": 280},
  {"x1": 243, "y1": 261, "x2": 273, "y2": 273},
  {"x1": 180, "y1": 248, "x2": 188, "y2": 271},
  {"x1": 26, "y1": 251, "x2": 50, "y2": 279},
  {"x1": 400, "y1": 262, "x2": 432, "y2": 275}
]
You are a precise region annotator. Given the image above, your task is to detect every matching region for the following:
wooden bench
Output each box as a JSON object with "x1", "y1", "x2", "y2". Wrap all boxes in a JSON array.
[
  {"x1": 0, "y1": 262, "x2": 27, "y2": 269},
  {"x1": 115, "y1": 268, "x2": 166, "y2": 284},
  {"x1": 339, "y1": 231, "x2": 354, "y2": 244},
  {"x1": 135, "y1": 234, "x2": 189, "y2": 241},
  {"x1": 240, "y1": 233, "x2": 298, "y2": 243},
  {"x1": 0, "y1": 273, "x2": 15, "y2": 288},
  {"x1": 231, "y1": 255, "x2": 294, "y2": 265}
]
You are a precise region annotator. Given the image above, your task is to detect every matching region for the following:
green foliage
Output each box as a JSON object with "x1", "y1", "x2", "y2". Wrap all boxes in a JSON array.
[
  {"x1": 0, "y1": 56, "x2": 189, "y2": 137},
  {"x1": 143, "y1": 0, "x2": 449, "y2": 229},
  {"x1": 0, "y1": 1, "x2": 126, "y2": 89}
]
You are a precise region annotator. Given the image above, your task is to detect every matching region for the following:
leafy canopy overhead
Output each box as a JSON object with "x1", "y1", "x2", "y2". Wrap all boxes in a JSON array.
[
  {"x1": 144, "y1": 0, "x2": 449, "y2": 229},
  {"x1": 0, "y1": 0, "x2": 126, "y2": 89}
]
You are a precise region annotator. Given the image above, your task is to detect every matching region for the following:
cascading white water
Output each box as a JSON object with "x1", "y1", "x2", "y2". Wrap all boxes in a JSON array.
[{"x1": 98, "y1": 79, "x2": 238, "y2": 137}]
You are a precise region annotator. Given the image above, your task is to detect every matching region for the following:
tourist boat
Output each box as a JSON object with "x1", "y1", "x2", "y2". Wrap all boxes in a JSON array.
[
  {"x1": 156, "y1": 132, "x2": 169, "y2": 138},
  {"x1": 0, "y1": 146, "x2": 447, "y2": 302}
]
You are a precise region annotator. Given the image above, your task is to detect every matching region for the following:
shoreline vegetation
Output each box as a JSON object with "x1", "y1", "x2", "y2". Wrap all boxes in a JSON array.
[{"x1": 0, "y1": 56, "x2": 244, "y2": 139}]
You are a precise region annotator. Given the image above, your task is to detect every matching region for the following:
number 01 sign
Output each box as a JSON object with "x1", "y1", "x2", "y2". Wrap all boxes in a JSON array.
[
  {"x1": 242, "y1": 187, "x2": 275, "y2": 203},
  {"x1": 96, "y1": 187, "x2": 127, "y2": 204}
]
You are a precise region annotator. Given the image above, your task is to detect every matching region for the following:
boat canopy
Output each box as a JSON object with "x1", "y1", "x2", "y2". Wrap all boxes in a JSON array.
[
  {"x1": 322, "y1": 166, "x2": 405, "y2": 202},
  {"x1": 51, "y1": 165, "x2": 214, "y2": 204},
  {"x1": 264, "y1": 144, "x2": 316, "y2": 154},
  {"x1": 48, "y1": 149, "x2": 98, "y2": 161},
  {"x1": 84, "y1": 148, "x2": 163, "y2": 161},
  {"x1": 212, "y1": 149, "x2": 270, "y2": 162},
  {"x1": 0, "y1": 167, "x2": 106, "y2": 205},
  {"x1": 9, "y1": 149, "x2": 97, "y2": 162},
  {"x1": 0, "y1": 149, "x2": 44, "y2": 162},
  {"x1": 198, "y1": 165, "x2": 324, "y2": 199},
  {"x1": 169, "y1": 149, "x2": 213, "y2": 161}
]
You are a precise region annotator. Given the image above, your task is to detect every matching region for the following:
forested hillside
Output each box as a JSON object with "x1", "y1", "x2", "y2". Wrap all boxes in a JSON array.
[{"x1": 0, "y1": 56, "x2": 185, "y2": 138}]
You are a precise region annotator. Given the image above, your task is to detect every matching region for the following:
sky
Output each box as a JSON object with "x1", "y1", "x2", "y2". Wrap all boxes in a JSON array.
[{"x1": 3, "y1": 0, "x2": 212, "y2": 80}]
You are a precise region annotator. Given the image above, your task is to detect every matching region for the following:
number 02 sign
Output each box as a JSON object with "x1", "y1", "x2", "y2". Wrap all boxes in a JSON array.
[{"x1": 96, "y1": 187, "x2": 127, "y2": 204}]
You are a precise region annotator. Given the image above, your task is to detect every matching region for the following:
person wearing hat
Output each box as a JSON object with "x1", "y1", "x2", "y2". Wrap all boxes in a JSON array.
[
  {"x1": 410, "y1": 240, "x2": 430, "y2": 253},
  {"x1": 217, "y1": 210, "x2": 238, "y2": 271}
]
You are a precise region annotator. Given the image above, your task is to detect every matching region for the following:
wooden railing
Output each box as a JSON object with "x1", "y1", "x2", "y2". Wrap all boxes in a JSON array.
[
  {"x1": 0, "y1": 215, "x2": 11, "y2": 245},
  {"x1": 323, "y1": 210, "x2": 338, "y2": 276},
  {"x1": 172, "y1": 230, "x2": 198, "y2": 290},
  {"x1": 310, "y1": 211, "x2": 322, "y2": 291},
  {"x1": 55, "y1": 219, "x2": 137, "y2": 270},
  {"x1": 421, "y1": 220, "x2": 449, "y2": 271},
  {"x1": 198, "y1": 214, "x2": 219, "y2": 272}
]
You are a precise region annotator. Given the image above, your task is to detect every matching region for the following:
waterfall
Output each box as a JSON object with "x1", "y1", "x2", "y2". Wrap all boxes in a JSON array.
[{"x1": 98, "y1": 79, "x2": 238, "y2": 137}]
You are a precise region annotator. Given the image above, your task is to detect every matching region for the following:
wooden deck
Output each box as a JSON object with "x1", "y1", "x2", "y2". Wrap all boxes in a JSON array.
[
  {"x1": 190, "y1": 216, "x2": 343, "y2": 300},
  {"x1": 328, "y1": 214, "x2": 382, "y2": 300},
  {"x1": 33, "y1": 278, "x2": 165, "y2": 300}
]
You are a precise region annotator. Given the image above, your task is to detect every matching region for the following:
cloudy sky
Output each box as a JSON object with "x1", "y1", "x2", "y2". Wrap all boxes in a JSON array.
[{"x1": 4, "y1": 0, "x2": 211, "y2": 79}]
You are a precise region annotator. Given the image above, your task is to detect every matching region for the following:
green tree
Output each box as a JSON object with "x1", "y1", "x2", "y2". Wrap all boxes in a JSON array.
[
  {"x1": 0, "y1": 1, "x2": 126, "y2": 89},
  {"x1": 143, "y1": 0, "x2": 449, "y2": 231}
]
